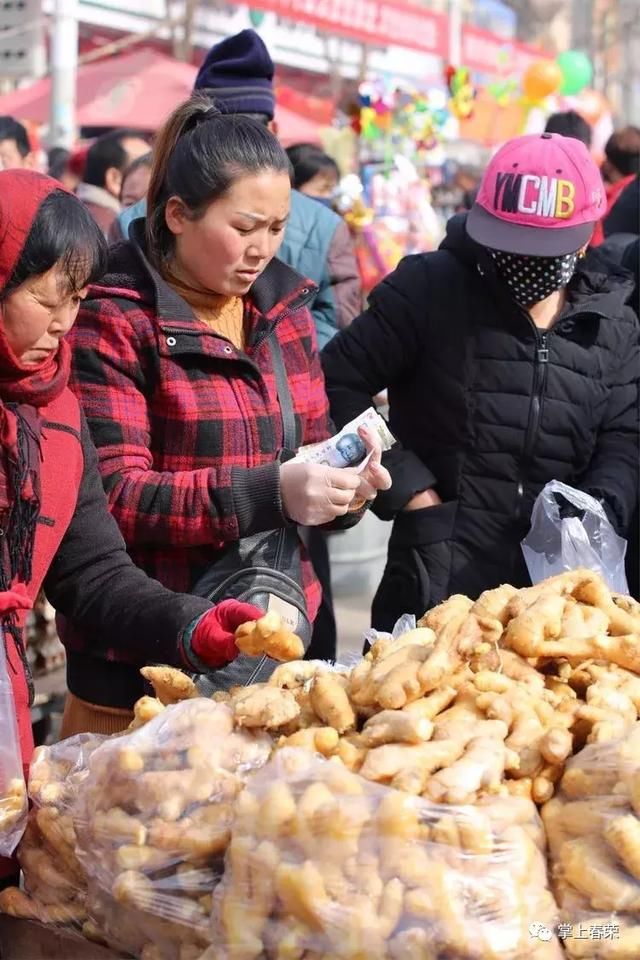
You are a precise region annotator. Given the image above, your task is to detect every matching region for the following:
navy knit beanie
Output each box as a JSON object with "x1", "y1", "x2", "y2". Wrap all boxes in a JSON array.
[{"x1": 194, "y1": 29, "x2": 276, "y2": 120}]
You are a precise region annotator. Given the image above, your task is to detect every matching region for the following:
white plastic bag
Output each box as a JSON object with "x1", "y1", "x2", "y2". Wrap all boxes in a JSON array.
[
  {"x1": 0, "y1": 626, "x2": 28, "y2": 856},
  {"x1": 522, "y1": 480, "x2": 629, "y2": 595},
  {"x1": 362, "y1": 615, "x2": 417, "y2": 657}
]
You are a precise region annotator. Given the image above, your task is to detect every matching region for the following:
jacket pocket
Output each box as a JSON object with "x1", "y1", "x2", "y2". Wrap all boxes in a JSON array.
[{"x1": 371, "y1": 502, "x2": 457, "y2": 635}]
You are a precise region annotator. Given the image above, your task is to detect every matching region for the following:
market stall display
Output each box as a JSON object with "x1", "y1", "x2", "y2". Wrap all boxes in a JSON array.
[{"x1": 1, "y1": 568, "x2": 640, "y2": 958}]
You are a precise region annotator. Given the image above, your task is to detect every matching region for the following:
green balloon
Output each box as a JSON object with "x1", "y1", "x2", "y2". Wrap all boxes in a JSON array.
[
  {"x1": 249, "y1": 8, "x2": 266, "y2": 27},
  {"x1": 556, "y1": 50, "x2": 593, "y2": 95}
]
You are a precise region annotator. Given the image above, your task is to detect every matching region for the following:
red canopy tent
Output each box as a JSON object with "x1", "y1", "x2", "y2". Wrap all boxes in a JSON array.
[
  {"x1": 275, "y1": 105, "x2": 321, "y2": 146},
  {"x1": 0, "y1": 48, "x2": 196, "y2": 130},
  {"x1": 0, "y1": 47, "x2": 323, "y2": 141}
]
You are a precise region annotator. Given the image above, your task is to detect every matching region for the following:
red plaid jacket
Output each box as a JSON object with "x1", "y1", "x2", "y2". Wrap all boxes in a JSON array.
[{"x1": 67, "y1": 230, "x2": 335, "y2": 638}]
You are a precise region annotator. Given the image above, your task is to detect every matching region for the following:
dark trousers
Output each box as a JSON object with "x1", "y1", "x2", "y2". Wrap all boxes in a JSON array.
[{"x1": 300, "y1": 527, "x2": 337, "y2": 662}]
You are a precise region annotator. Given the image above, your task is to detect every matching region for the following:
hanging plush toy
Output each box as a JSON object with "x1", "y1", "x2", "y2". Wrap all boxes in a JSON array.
[{"x1": 445, "y1": 65, "x2": 476, "y2": 120}]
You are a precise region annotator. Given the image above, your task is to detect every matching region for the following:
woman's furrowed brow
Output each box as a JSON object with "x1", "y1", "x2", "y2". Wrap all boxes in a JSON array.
[
  {"x1": 235, "y1": 211, "x2": 289, "y2": 224},
  {"x1": 235, "y1": 211, "x2": 267, "y2": 223}
]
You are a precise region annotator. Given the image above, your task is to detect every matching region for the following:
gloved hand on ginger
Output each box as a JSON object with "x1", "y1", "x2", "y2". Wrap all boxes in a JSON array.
[{"x1": 180, "y1": 600, "x2": 263, "y2": 671}]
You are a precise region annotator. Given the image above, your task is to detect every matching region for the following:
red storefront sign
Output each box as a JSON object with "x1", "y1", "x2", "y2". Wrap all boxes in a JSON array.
[
  {"x1": 246, "y1": 0, "x2": 550, "y2": 73},
  {"x1": 246, "y1": 0, "x2": 448, "y2": 57},
  {"x1": 461, "y1": 24, "x2": 546, "y2": 75}
]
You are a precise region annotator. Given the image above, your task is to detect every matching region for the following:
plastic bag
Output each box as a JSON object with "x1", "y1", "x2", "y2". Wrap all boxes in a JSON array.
[
  {"x1": 542, "y1": 722, "x2": 640, "y2": 958},
  {"x1": 522, "y1": 480, "x2": 629, "y2": 595},
  {"x1": 0, "y1": 732, "x2": 105, "y2": 928},
  {"x1": 0, "y1": 626, "x2": 28, "y2": 857},
  {"x1": 362, "y1": 614, "x2": 417, "y2": 656},
  {"x1": 73, "y1": 698, "x2": 272, "y2": 960},
  {"x1": 210, "y1": 747, "x2": 562, "y2": 960}
]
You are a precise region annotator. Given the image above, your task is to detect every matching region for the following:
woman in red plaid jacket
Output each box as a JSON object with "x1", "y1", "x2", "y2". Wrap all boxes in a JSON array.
[{"x1": 64, "y1": 96, "x2": 390, "y2": 733}]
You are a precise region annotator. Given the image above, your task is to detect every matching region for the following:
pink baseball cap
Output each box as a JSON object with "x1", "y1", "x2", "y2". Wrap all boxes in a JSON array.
[{"x1": 467, "y1": 132, "x2": 604, "y2": 256}]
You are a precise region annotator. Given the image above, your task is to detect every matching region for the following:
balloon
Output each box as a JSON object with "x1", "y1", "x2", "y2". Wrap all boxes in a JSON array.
[
  {"x1": 557, "y1": 50, "x2": 593, "y2": 95},
  {"x1": 489, "y1": 79, "x2": 518, "y2": 108},
  {"x1": 573, "y1": 88, "x2": 608, "y2": 126},
  {"x1": 522, "y1": 60, "x2": 563, "y2": 102},
  {"x1": 360, "y1": 107, "x2": 376, "y2": 127},
  {"x1": 248, "y1": 9, "x2": 265, "y2": 27}
]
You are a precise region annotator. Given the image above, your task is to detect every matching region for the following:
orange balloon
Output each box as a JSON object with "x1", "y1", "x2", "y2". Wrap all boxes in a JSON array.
[
  {"x1": 574, "y1": 88, "x2": 608, "y2": 125},
  {"x1": 522, "y1": 60, "x2": 563, "y2": 102}
]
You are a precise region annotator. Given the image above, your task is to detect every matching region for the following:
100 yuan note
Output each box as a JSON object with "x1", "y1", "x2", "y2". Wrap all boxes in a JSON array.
[{"x1": 292, "y1": 408, "x2": 395, "y2": 471}]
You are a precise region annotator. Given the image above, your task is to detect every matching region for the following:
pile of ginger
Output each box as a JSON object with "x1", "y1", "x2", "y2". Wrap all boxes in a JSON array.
[
  {"x1": 114, "y1": 572, "x2": 640, "y2": 812},
  {"x1": 209, "y1": 568, "x2": 640, "y2": 809},
  {"x1": 17, "y1": 567, "x2": 639, "y2": 831}
]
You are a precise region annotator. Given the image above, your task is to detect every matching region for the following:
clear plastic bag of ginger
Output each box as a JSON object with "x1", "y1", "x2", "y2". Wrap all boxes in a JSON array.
[
  {"x1": 0, "y1": 732, "x2": 105, "y2": 930},
  {"x1": 210, "y1": 747, "x2": 563, "y2": 960},
  {"x1": 543, "y1": 722, "x2": 640, "y2": 959},
  {"x1": 73, "y1": 698, "x2": 272, "y2": 960},
  {"x1": 0, "y1": 626, "x2": 28, "y2": 856}
]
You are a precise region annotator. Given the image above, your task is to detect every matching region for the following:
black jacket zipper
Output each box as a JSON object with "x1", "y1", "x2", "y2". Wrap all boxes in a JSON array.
[{"x1": 516, "y1": 331, "x2": 550, "y2": 518}]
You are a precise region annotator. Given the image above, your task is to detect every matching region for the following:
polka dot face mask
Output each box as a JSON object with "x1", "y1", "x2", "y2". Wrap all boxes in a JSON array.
[{"x1": 486, "y1": 248, "x2": 579, "y2": 305}]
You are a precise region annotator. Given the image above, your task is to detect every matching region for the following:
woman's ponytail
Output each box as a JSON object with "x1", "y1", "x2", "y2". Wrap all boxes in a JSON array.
[{"x1": 146, "y1": 95, "x2": 221, "y2": 268}]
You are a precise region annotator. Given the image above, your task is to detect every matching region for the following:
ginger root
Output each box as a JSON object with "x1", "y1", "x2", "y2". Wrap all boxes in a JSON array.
[
  {"x1": 0, "y1": 887, "x2": 86, "y2": 924},
  {"x1": 360, "y1": 709, "x2": 433, "y2": 747},
  {"x1": 235, "y1": 611, "x2": 304, "y2": 662},
  {"x1": 0, "y1": 777, "x2": 26, "y2": 831},
  {"x1": 424, "y1": 736, "x2": 516, "y2": 805},
  {"x1": 231, "y1": 686, "x2": 300, "y2": 729},
  {"x1": 129, "y1": 695, "x2": 165, "y2": 730},
  {"x1": 309, "y1": 674, "x2": 356, "y2": 734},
  {"x1": 269, "y1": 660, "x2": 319, "y2": 690},
  {"x1": 140, "y1": 666, "x2": 197, "y2": 705},
  {"x1": 605, "y1": 815, "x2": 640, "y2": 881},
  {"x1": 560, "y1": 837, "x2": 640, "y2": 912},
  {"x1": 278, "y1": 727, "x2": 340, "y2": 758}
]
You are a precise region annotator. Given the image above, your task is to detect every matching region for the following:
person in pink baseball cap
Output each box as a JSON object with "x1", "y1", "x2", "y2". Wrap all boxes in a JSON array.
[
  {"x1": 467, "y1": 132, "x2": 604, "y2": 254},
  {"x1": 322, "y1": 132, "x2": 640, "y2": 629}
]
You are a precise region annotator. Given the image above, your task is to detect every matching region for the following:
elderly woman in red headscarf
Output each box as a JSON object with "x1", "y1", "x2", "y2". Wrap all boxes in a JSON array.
[{"x1": 0, "y1": 170, "x2": 265, "y2": 879}]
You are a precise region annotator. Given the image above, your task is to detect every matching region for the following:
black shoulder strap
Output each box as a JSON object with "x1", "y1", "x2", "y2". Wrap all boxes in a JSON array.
[{"x1": 268, "y1": 335, "x2": 298, "y2": 452}]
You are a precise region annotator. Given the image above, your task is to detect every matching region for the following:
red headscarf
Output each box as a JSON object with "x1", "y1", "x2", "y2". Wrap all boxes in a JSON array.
[{"x1": 0, "y1": 169, "x2": 72, "y2": 406}]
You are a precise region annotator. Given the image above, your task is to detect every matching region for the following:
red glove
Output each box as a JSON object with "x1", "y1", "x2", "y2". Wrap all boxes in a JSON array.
[
  {"x1": 0, "y1": 583, "x2": 32, "y2": 615},
  {"x1": 181, "y1": 600, "x2": 264, "y2": 671}
]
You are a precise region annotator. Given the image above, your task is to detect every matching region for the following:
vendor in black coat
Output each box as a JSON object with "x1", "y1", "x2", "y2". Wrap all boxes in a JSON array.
[{"x1": 322, "y1": 133, "x2": 640, "y2": 630}]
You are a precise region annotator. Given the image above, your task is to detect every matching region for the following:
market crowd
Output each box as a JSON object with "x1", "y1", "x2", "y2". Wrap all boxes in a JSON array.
[{"x1": 0, "y1": 28, "x2": 638, "y2": 884}]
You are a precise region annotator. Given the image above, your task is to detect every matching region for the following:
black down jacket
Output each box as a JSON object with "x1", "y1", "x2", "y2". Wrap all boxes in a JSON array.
[{"x1": 322, "y1": 214, "x2": 640, "y2": 630}]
